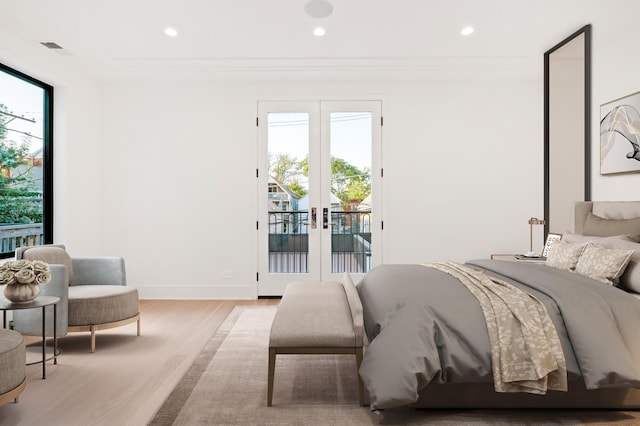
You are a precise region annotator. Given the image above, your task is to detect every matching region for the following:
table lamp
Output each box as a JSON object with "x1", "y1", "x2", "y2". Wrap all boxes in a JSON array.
[{"x1": 528, "y1": 217, "x2": 546, "y2": 253}]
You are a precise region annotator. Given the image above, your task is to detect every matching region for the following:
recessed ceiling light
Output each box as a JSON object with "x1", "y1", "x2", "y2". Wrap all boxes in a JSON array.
[
  {"x1": 461, "y1": 26, "x2": 474, "y2": 36},
  {"x1": 313, "y1": 27, "x2": 326, "y2": 37},
  {"x1": 164, "y1": 27, "x2": 178, "y2": 37}
]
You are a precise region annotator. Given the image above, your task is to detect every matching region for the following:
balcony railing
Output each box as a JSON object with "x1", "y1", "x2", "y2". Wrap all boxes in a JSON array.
[
  {"x1": 0, "y1": 223, "x2": 44, "y2": 254},
  {"x1": 268, "y1": 210, "x2": 371, "y2": 274}
]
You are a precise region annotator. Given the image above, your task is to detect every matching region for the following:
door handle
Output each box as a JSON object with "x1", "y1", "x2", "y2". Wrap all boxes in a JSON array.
[
  {"x1": 323, "y1": 208, "x2": 329, "y2": 229},
  {"x1": 311, "y1": 207, "x2": 317, "y2": 229}
]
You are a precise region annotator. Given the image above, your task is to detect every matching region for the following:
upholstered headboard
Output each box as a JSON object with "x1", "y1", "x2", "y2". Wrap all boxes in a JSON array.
[{"x1": 575, "y1": 201, "x2": 640, "y2": 234}]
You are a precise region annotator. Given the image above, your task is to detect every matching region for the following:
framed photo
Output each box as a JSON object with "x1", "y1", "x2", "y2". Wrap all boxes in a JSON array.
[
  {"x1": 601, "y1": 90, "x2": 640, "y2": 175},
  {"x1": 542, "y1": 233, "x2": 562, "y2": 257}
]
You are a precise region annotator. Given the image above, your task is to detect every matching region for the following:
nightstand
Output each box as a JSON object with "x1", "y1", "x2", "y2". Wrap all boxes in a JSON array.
[
  {"x1": 490, "y1": 254, "x2": 517, "y2": 261},
  {"x1": 490, "y1": 254, "x2": 547, "y2": 263}
]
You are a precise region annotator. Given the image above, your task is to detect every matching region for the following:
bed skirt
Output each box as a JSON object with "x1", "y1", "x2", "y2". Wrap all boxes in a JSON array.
[{"x1": 412, "y1": 380, "x2": 640, "y2": 409}]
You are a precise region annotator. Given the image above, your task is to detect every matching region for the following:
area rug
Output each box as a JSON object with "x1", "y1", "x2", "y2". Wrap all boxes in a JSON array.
[{"x1": 149, "y1": 305, "x2": 640, "y2": 425}]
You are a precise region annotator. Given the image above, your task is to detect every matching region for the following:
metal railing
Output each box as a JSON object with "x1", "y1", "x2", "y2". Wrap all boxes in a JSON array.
[
  {"x1": 330, "y1": 211, "x2": 371, "y2": 273},
  {"x1": 0, "y1": 223, "x2": 44, "y2": 254},
  {"x1": 267, "y1": 210, "x2": 371, "y2": 274}
]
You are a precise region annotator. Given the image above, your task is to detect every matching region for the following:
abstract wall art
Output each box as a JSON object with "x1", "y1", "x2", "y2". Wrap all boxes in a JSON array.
[{"x1": 601, "y1": 90, "x2": 640, "y2": 175}]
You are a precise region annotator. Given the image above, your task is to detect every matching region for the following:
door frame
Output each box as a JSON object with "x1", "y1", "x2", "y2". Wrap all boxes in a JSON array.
[{"x1": 256, "y1": 99, "x2": 382, "y2": 296}]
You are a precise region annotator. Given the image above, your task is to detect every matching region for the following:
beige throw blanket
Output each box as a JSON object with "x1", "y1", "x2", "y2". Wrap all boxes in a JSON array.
[{"x1": 426, "y1": 261, "x2": 567, "y2": 394}]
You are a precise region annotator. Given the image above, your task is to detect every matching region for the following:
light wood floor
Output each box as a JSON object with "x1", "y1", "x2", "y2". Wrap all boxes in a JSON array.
[{"x1": 0, "y1": 299, "x2": 278, "y2": 426}]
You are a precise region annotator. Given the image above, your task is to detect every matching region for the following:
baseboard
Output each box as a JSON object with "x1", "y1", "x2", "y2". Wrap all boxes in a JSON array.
[{"x1": 135, "y1": 284, "x2": 258, "y2": 300}]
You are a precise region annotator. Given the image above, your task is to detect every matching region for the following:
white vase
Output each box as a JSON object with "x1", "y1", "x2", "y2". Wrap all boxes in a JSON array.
[{"x1": 4, "y1": 283, "x2": 40, "y2": 303}]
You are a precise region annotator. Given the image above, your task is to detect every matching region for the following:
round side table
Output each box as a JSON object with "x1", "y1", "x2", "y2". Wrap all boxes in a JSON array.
[{"x1": 0, "y1": 295, "x2": 61, "y2": 379}]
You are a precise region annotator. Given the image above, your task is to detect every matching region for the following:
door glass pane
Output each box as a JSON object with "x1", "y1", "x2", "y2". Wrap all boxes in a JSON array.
[
  {"x1": 267, "y1": 112, "x2": 309, "y2": 273},
  {"x1": 329, "y1": 112, "x2": 372, "y2": 273}
]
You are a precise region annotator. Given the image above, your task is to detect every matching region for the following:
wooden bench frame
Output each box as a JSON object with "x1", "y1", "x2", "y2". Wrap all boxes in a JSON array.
[{"x1": 267, "y1": 346, "x2": 364, "y2": 407}]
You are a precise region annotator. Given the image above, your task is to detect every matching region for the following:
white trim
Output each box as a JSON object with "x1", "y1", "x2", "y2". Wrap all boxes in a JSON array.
[{"x1": 135, "y1": 284, "x2": 258, "y2": 300}]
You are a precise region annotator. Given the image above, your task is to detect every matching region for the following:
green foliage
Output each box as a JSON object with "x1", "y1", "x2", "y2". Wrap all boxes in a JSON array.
[
  {"x1": 269, "y1": 153, "x2": 308, "y2": 198},
  {"x1": 0, "y1": 104, "x2": 43, "y2": 224},
  {"x1": 269, "y1": 152, "x2": 370, "y2": 207},
  {"x1": 330, "y1": 157, "x2": 371, "y2": 206},
  {"x1": 269, "y1": 153, "x2": 300, "y2": 184},
  {"x1": 286, "y1": 181, "x2": 307, "y2": 198}
]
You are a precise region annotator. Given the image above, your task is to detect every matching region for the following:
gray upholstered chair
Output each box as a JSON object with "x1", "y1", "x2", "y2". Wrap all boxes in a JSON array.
[
  {"x1": 11, "y1": 244, "x2": 140, "y2": 352},
  {"x1": 0, "y1": 329, "x2": 26, "y2": 404}
]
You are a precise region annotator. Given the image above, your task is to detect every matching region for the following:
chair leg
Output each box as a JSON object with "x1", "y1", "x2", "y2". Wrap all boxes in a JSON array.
[
  {"x1": 267, "y1": 348, "x2": 276, "y2": 407},
  {"x1": 136, "y1": 317, "x2": 141, "y2": 336},
  {"x1": 90, "y1": 326, "x2": 96, "y2": 353}
]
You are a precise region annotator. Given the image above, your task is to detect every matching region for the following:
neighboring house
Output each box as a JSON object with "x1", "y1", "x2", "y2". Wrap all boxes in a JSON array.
[
  {"x1": 268, "y1": 176, "x2": 300, "y2": 235},
  {"x1": 297, "y1": 192, "x2": 342, "y2": 212},
  {"x1": 268, "y1": 175, "x2": 298, "y2": 212},
  {"x1": 12, "y1": 147, "x2": 43, "y2": 192}
]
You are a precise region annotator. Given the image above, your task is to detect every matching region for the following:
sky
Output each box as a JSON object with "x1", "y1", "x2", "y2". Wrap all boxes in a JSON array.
[
  {"x1": 0, "y1": 70, "x2": 45, "y2": 153},
  {"x1": 267, "y1": 111, "x2": 372, "y2": 172}
]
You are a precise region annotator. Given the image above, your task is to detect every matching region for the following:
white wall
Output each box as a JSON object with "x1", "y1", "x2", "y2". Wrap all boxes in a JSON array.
[
  {"x1": 591, "y1": 24, "x2": 640, "y2": 200},
  {"x1": 99, "y1": 77, "x2": 542, "y2": 298},
  {"x1": 0, "y1": 31, "x2": 105, "y2": 257},
  {"x1": 15, "y1": 22, "x2": 640, "y2": 299}
]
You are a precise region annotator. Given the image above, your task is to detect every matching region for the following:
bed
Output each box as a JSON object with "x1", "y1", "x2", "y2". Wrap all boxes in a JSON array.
[{"x1": 356, "y1": 201, "x2": 640, "y2": 410}]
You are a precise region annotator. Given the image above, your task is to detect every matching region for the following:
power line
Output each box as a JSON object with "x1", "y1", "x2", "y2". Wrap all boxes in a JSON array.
[
  {"x1": 0, "y1": 110, "x2": 36, "y2": 123},
  {"x1": 268, "y1": 113, "x2": 371, "y2": 128}
]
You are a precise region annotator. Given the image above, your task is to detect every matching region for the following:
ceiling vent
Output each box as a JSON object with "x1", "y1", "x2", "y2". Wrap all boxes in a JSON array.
[{"x1": 40, "y1": 41, "x2": 63, "y2": 49}]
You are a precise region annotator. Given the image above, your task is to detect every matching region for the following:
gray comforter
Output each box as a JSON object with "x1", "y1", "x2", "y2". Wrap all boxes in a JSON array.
[{"x1": 357, "y1": 260, "x2": 640, "y2": 410}]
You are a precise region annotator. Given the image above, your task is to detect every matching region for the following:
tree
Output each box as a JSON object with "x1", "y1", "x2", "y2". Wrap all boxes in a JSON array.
[
  {"x1": 0, "y1": 103, "x2": 43, "y2": 224},
  {"x1": 269, "y1": 153, "x2": 307, "y2": 198},
  {"x1": 268, "y1": 152, "x2": 370, "y2": 206},
  {"x1": 330, "y1": 157, "x2": 370, "y2": 206}
]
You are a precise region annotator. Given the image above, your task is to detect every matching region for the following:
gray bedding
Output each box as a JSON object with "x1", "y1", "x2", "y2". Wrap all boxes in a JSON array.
[{"x1": 357, "y1": 260, "x2": 640, "y2": 410}]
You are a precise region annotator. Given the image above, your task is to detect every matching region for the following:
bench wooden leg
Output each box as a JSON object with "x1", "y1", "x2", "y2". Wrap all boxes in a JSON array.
[
  {"x1": 267, "y1": 347, "x2": 276, "y2": 407},
  {"x1": 355, "y1": 347, "x2": 364, "y2": 406}
]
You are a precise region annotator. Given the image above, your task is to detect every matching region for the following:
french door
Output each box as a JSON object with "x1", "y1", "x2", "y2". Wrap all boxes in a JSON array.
[{"x1": 257, "y1": 100, "x2": 382, "y2": 296}]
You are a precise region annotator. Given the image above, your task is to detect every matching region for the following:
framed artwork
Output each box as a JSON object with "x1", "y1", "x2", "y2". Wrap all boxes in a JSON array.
[
  {"x1": 542, "y1": 233, "x2": 562, "y2": 257},
  {"x1": 601, "y1": 89, "x2": 640, "y2": 175}
]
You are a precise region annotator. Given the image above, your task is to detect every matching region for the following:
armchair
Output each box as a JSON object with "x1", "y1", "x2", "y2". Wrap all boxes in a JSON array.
[{"x1": 11, "y1": 244, "x2": 140, "y2": 352}]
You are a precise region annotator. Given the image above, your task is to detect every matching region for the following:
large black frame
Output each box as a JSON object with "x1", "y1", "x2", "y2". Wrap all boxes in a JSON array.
[
  {"x1": 544, "y1": 25, "x2": 591, "y2": 236},
  {"x1": 0, "y1": 62, "x2": 54, "y2": 258}
]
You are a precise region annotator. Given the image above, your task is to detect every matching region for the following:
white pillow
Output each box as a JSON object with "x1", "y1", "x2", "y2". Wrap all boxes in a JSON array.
[
  {"x1": 546, "y1": 241, "x2": 587, "y2": 271},
  {"x1": 574, "y1": 242, "x2": 634, "y2": 286}
]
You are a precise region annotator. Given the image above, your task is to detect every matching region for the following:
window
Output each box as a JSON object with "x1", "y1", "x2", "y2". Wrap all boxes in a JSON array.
[{"x1": 0, "y1": 63, "x2": 53, "y2": 258}]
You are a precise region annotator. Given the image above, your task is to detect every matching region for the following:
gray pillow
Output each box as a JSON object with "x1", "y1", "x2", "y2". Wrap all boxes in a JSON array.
[
  {"x1": 574, "y1": 242, "x2": 633, "y2": 286},
  {"x1": 583, "y1": 213, "x2": 640, "y2": 239},
  {"x1": 561, "y1": 232, "x2": 630, "y2": 244}
]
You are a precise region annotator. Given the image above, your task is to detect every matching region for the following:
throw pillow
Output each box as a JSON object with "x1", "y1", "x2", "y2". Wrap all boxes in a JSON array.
[
  {"x1": 22, "y1": 246, "x2": 73, "y2": 282},
  {"x1": 583, "y1": 213, "x2": 640, "y2": 239},
  {"x1": 574, "y1": 242, "x2": 634, "y2": 286},
  {"x1": 561, "y1": 232, "x2": 630, "y2": 245},
  {"x1": 546, "y1": 241, "x2": 586, "y2": 271},
  {"x1": 601, "y1": 238, "x2": 640, "y2": 293}
]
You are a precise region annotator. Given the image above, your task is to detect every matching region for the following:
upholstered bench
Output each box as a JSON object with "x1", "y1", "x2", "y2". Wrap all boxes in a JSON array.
[
  {"x1": 267, "y1": 274, "x2": 364, "y2": 406},
  {"x1": 0, "y1": 329, "x2": 26, "y2": 405}
]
